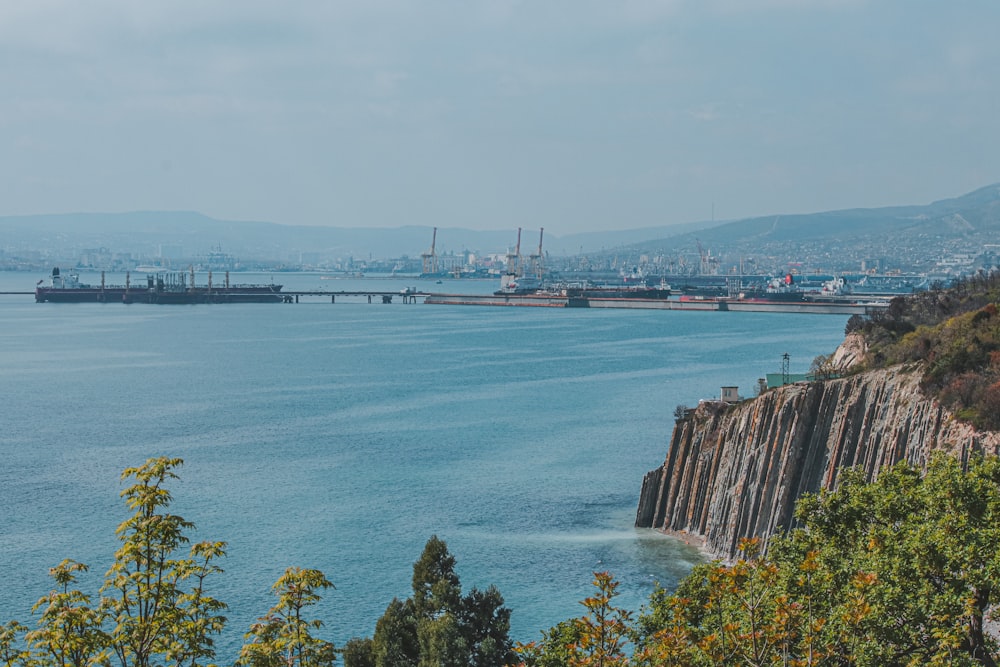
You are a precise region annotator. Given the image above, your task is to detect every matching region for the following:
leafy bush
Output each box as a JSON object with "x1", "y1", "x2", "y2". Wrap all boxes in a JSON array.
[
  {"x1": 850, "y1": 271, "x2": 1000, "y2": 428},
  {"x1": 515, "y1": 455, "x2": 1000, "y2": 667}
]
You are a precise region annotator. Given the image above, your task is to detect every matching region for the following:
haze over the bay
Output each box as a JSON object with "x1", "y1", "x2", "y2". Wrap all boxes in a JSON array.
[{"x1": 3, "y1": 1, "x2": 998, "y2": 235}]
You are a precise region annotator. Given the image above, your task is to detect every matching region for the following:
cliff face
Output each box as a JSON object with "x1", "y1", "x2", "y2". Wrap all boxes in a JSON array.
[{"x1": 636, "y1": 365, "x2": 1000, "y2": 560}]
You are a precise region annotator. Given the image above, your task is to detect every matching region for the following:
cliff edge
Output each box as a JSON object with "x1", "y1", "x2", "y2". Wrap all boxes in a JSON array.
[{"x1": 636, "y1": 340, "x2": 1000, "y2": 560}]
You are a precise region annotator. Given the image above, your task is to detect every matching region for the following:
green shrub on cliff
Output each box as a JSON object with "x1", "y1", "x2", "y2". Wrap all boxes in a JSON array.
[{"x1": 851, "y1": 272, "x2": 1000, "y2": 429}]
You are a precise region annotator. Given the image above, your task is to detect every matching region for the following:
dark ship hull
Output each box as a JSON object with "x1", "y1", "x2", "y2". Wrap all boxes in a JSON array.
[
  {"x1": 122, "y1": 287, "x2": 283, "y2": 304},
  {"x1": 35, "y1": 268, "x2": 283, "y2": 304},
  {"x1": 35, "y1": 287, "x2": 139, "y2": 303},
  {"x1": 36, "y1": 285, "x2": 284, "y2": 304},
  {"x1": 565, "y1": 286, "x2": 672, "y2": 300}
]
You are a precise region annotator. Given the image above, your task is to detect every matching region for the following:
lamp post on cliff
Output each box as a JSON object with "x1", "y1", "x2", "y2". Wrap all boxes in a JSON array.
[{"x1": 782, "y1": 353, "x2": 790, "y2": 386}]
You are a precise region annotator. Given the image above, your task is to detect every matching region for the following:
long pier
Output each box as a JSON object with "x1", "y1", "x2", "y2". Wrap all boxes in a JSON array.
[
  {"x1": 9, "y1": 288, "x2": 891, "y2": 314},
  {"x1": 280, "y1": 290, "x2": 430, "y2": 303},
  {"x1": 422, "y1": 292, "x2": 891, "y2": 315},
  {"x1": 10, "y1": 289, "x2": 432, "y2": 304}
]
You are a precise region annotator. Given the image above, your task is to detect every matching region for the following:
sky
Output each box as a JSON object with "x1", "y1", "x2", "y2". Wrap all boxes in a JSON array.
[{"x1": 2, "y1": 1, "x2": 999, "y2": 235}]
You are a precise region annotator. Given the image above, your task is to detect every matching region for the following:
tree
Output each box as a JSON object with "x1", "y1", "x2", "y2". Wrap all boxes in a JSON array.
[
  {"x1": 238, "y1": 568, "x2": 336, "y2": 667},
  {"x1": 572, "y1": 572, "x2": 632, "y2": 667},
  {"x1": 513, "y1": 621, "x2": 582, "y2": 667},
  {"x1": 100, "y1": 457, "x2": 228, "y2": 667},
  {"x1": 631, "y1": 586, "x2": 704, "y2": 667},
  {"x1": 809, "y1": 354, "x2": 837, "y2": 380},
  {"x1": 0, "y1": 621, "x2": 30, "y2": 667},
  {"x1": 0, "y1": 458, "x2": 227, "y2": 667},
  {"x1": 165, "y1": 541, "x2": 229, "y2": 667},
  {"x1": 411, "y1": 536, "x2": 461, "y2": 619},
  {"x1": 516, "y1": 572, "x2": 631, "y2": 667},
  {"x1": 370, "y1": 599, "x2": 418, "y2": 667},
  {"x1": 635, "y1": 541, "x2": 800, "y2": 667},
  {"x1": 783, "y1": 455, "x2": 1000, "y2": 665},
  {"x1": 339, "y1": 638, "x2": 374, "y2": 667},
  {"x1": 634, "y1": 454, "x2": 1000, "y2": 666},
  {"x1": 415, "y1": 614, "x2": 465, "y2": 667},
  {"x1": 25, "y1": 560, "x2": 108, "y2": 667},
  {"x1": 457, "y1": 585, "x2": 513, "y2": 667},
  {"x1": 845, "y1": 313, "x2": 866, "y2": 335},
  {"x1": 367, "y1": 537, "x2": 513, "y2": 667}
]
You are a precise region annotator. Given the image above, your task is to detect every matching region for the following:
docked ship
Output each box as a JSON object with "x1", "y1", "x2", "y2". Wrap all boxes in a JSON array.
[
  {"x1": 35, "y1": 268, "x2": 136, "y2": 303},
  {"x1": 35, "y1": 268, "x2": 284, "y2": 304},
  {"x1": 495, "y1": 273, "x2": 543, "y2": 295},
  {"x1": 562, "y1": 282, "x2": 672, "y2": 300},
  {"x1": 733, "y1": 273, "x2": 808, "y2": 302},
  {"x1": 496, "y1": 275, "x2": 671, "y2": 300}
]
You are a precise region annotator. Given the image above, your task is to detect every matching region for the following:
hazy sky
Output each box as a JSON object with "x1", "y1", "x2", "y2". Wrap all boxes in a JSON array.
[{"x1": 2, "y1": 1, "x2": 998, "y2": 235}]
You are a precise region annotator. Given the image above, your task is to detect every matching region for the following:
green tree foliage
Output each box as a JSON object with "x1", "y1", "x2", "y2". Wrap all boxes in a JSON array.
[
  {"x1": 4, "y1": 462, "x2": 522, "y2": 667},
  {"x1": 26, "y1": 560, "x2": 107, "y2": 667},
  {"x1": 7, "y1": 453, "x2": 1000, "y2": 665},
  {"x1": 572, "y1": 572, "x2": 632, "y2": 667},
  {"x1": 631, "y1": 454, "x2": 1000, "y2": 666},
  {"x1": 779, "y1": 454, "x2": 1000, "y2": 666},
  {"x1": 457, "y1": 586, "x2": 513, "y2": 667},
  {"x1": 101, "y1": 457, "x2": 228, "y2": 667},
  {"x1": 522, "y1": 455, "x2": 1000, "y2": 666},
  {"x1": 339, "y1": 639, "x2": 374, "y2": 667},
  {"x1": 516, "y1": 572, "x2": 632, "y2": 667},
  {"x1": 513, "y1": 621, "x2": 581, "y2": 667},
  {"x1": 411, "y1": 537, "x2": 461, "y2": 620},
  {"x1": 634, "y1": 539, "x2": 837, "y2": 667},
  {"x1": 808, "y1": 354, "x2": 837, "y2": 381},
  {"x1": 0, "y1": 621, "x2": 31, "y2": 667},
  {"x1": 345, "y1": 536, "x2": 514, "y2": 667},
  {"x1": 0, "y1": 458, "x2": 228, "y2": 667},
  {"x1": 369, "y1": 599, "x2": 418, "y2": 667},
  {"x1": 237, "y1": 568, "x2": 336, "y2": 667},
  {"x1": 848, "y1": 272, "x2": 1000, "y2": 427}
]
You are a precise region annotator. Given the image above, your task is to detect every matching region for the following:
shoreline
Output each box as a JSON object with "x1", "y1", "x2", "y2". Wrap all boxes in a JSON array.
[{"x1": 657, "y1": 527, "x2": 716, "y2": 561}]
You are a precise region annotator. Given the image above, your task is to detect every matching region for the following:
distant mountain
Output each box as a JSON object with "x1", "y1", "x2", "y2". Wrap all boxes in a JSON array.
[
  {"x1": 644, "y1": 183, "x2": 1000, "y2": 249},
  {"x1": 0, "y1": 211, "x2": 713, "y2": 260},
  {"x1": 549, "y1": 220, "x2": 722, "y2": 255},
  {"x1": 3, "y1": 184, "x2": 998, "y2": 264}
]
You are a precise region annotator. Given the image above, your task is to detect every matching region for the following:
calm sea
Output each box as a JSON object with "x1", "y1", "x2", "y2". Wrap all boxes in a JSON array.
[{"x1": 0, "y1": 271, "x2": 848, "y2": 658}]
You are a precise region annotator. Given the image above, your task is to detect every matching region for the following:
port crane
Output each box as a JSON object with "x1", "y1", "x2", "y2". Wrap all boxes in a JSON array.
[
  {"x1": 506, "y1": 227, "x2": 523, "y2": 277},
  {"x1": 421, "y1": 227, "x2": 438, "y2": 274},
  {"x1": 497, "y1": 228, "x2": 527, "y2": 293},
  {"x1": 526, "y1": 227, "x2": 544, "y2": 280}
]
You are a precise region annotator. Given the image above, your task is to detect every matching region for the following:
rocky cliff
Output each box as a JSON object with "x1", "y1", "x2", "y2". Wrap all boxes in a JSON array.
[{"x1": 636, "y1": 347, "x2": 1000, "y2": 560}]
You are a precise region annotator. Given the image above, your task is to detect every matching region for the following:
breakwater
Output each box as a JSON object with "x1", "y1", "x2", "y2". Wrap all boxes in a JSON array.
[
  {"x1": 424, "y1": 292, "x2": 887, "y2": 314},
  {"x1": 636, "y1": 336, "x2": 1000, "y2": 560}
]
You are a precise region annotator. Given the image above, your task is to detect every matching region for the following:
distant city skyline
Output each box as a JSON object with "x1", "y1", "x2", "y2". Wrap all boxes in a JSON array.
[{"x1": 2, "y1": 1, "x2": 998, "y2": 235}]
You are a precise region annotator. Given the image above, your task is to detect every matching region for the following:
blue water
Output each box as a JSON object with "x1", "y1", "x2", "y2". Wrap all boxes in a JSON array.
[{"x1": 0, "y1": 271, "x2": 849, "y2": 658}]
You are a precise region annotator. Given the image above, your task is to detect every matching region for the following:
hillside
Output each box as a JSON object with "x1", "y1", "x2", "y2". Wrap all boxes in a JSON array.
[
  {"x1": 0, "y1": 211, "x2": 711, "y2": 260},
  {"x1": 658, "y1": 182, "x2": 1000, "y2": 247},
  {"x1": 605, "y1": 183, "x2": 1000, "y2": 275},
  {"x1": 3, "y1": 183, "x2": 998, "y2": 265}
]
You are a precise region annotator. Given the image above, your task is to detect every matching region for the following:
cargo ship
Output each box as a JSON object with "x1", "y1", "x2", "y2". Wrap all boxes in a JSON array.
[
  {"x1": 563, "y1": 283, "x2": 672, "y2": 300},
  {"x1": 496, "y1": 276, "x2": 671, "y2": 300},
  {"x1": 35, "y1": 268, "x2": 284, "y2": 304},
  {"x1": 730, "y1": 273, "x2": 808, "y2": 302}
]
